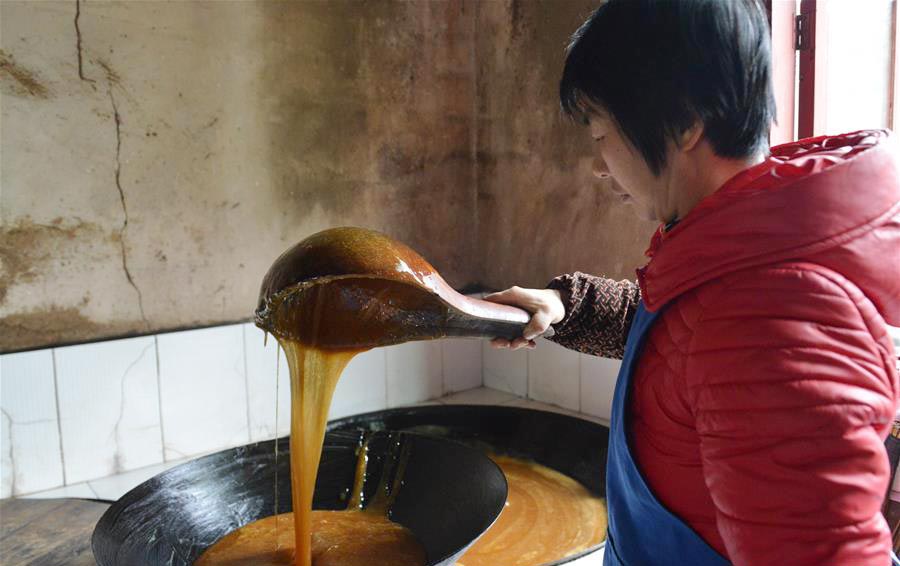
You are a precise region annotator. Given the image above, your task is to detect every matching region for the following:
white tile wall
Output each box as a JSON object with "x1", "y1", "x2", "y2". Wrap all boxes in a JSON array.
[
  {"x1": 330, "y1": 348, "x2": 388, "y2": 420},
  {"x1": 243, "y1": 323, "x2": 291, "y2": 441},
  {"x1": 580, "y1": 354, "x2": 622, "y2": 422},
  {"x1": 157, "y1": 326, "x2": 250, "y2": 460},
  {"x1": 0, "y1": 318, "x2": 621, "y2": 499},
  {"x1": 0, "y1": 350, "x2": 64, "y2": 496},
  {"x1": 442, "y1": 338, "x2": 482, "y2": 393},
  {"x1": 244, "y1": 323, "x2": 392, "y2": 429},
  {"x1": 482, "y1": 341, "x2": 528, "y2": 396},
  {"x1": 386, "y1": 340, "x2": 443, "y2": 408},
  {"x1": 438, "y1": 386, "x2": 518, "y2": 406},
  {"x1": 22, "y1": 456, "x2": 193, "y2": 502},
  {"x1": 528, "y1": 338, "x2": 581, "y2": 412},
  {"x1": 23, "y1": 482, "x2": 99, "y2": 500},
  {"x1": 86, "y1": 457, "x2": 190, "y2": 500},
  {"x1": 19, "y1": 389, "x2": 611, "y2": 504},
  {"x1": 0, "y1": 405, "x2": 8, "y2": 498},
  {"x1": 54, "y1": 336, "x2": 163, "y2": 484}
]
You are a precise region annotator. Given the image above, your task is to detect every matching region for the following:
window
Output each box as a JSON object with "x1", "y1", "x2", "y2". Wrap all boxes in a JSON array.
[{"x1": 766, "y1": 0, "x2": 898, "y2": 143}]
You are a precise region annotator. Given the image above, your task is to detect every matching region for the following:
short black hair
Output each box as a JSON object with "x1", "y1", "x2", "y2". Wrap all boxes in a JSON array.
[{"x1": 560, "y1": 0, "x2": 776, "y2": 175}]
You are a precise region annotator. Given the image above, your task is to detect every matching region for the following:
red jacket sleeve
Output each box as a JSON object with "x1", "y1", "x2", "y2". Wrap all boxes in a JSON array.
[{"x1": 687, "y1": 264, "x2": 899, "y2": 566}]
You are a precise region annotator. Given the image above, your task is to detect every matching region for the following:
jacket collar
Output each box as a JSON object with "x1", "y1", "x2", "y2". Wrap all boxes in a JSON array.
[{"x1": 637, "y1": 130, "x2": 900, "y2": 313}]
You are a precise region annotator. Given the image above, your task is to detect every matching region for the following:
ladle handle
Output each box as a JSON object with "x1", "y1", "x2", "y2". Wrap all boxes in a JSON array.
[
  {"x1": 480, "y1": 319, "x2": 556, "y2": 341},
  {"x1": 446, "y1": 295, "x2": 555, "y2": 341}
]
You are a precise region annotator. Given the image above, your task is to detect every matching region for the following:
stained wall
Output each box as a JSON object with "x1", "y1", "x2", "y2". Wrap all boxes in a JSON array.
[
  {"x1": 474, "y1": 0, "x2": 656, "y2": 290},
  {"x1": 1, "y1": 0, "x2": 654, "y2": 353},
  {"x1": 1, "y1": 0, "x2": 479, "y2": 351}
]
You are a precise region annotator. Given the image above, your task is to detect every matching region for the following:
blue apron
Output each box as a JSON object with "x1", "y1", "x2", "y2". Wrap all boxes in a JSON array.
[
  {"x1": 604, "y1": 302, "x2": 730, "y2": 566},
  {"x1": 603, "y1": 302, "x2": 900, "y2": 566}
]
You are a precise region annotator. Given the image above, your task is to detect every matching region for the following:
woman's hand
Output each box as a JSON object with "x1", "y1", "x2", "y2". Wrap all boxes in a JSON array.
[{"x1": 482, "y1": 286, "x2": 565, "y2": 350}]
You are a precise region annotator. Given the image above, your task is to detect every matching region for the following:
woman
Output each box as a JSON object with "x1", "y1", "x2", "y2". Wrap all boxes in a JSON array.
[{"x1": 485, "y1": 1, "x2": 900, "y2": 564}]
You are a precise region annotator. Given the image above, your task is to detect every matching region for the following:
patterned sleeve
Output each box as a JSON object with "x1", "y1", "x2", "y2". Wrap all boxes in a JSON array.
[{"x1": 545, "y1": 272, "x2": 640, "y2": 359}]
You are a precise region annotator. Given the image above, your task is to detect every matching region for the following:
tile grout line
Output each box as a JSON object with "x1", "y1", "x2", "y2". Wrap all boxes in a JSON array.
[
  {"x1": 50, "y1": 349, "x2": 67, "y2": 487},
  {"x1": 435, "y1": 342, "x2": 444, "y2": 401},
  {"x1": 526, "y1": 344, "x2": 532, "y2": 401},
  {"x1": 241, "y1": 325, "x2": 252, "y2": 444},
  {"x1": 578, "y1": 352, "x2": 584, "y2": 414},
  {"x1": 154, "y1": 335, "x2": 168, "y2": 463},
  {"x1": 440, "y1": 341, "x2": 447, "y2": 398},
  {"x1": 479, "y1": 338, "x2": 485, "y2": 389},
  {"x1": 384, "y1": 346, "x2": 390, "y2": 409}
]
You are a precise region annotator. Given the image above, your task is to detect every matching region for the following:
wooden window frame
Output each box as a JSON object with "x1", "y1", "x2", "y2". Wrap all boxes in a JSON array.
[
  {"x1": 891, "y1": 0, "x2": 899, "y2": 130},
  {"x1": 768, "y1": 0, "x2": 899, "y2": 141},
  {"x1": 767, "y1": 0, "x2": 799, "y2": 145},
  {"x1": 797, "y1": 0, "x2": 818, "y2": 139}
]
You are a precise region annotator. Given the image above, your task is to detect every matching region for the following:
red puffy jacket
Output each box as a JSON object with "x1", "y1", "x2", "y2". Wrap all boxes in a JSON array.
[{"x1": 550, "y1": 130, "x2": 900, "y2": 565}]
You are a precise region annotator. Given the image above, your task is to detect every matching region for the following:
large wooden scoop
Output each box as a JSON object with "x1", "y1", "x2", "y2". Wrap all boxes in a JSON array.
[{"x1": 255, "y1": 227, "x2": 548, "y2": 350}]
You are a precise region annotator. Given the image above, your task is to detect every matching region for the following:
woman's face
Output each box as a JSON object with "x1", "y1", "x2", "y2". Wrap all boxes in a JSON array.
[{"x1": 588, "y1": 110, "x2": 675, "y2": 223}]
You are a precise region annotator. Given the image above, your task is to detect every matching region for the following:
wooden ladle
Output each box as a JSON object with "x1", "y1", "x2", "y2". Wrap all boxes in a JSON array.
[{"x1": 255, "y1": 226, "x2": 549, "y2": 350}]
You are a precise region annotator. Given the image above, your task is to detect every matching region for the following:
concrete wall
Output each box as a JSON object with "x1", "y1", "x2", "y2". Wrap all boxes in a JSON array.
[
  {"x1": 475, "y1": 0, "x2": 656, "y2": 289},
  {"x1": 1, "y1": 0, "x2": 654, "y2": 353}
]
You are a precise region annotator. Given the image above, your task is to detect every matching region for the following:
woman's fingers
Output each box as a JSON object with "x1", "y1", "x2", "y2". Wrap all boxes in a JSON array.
[
  {"x1": 489, "y1": 336, "x2": 535, "y2": 350},
  {"x1": 483, "y1": 286, "x2": 531, "y2": 307},
  {"x1": 508, "y1": 336, "x2": 535, "y2": 350},
  {"x1": 484, "y1": 286, "x2": 557, "y2": 345},
  {"x1": 523, "y1": 310, "x2": 552, "y2": 340}
]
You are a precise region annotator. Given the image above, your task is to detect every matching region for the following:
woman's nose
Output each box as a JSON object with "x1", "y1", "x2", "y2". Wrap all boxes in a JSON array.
[{"x1": 592, "y1": 155, "x2": 611, "y2": 179}]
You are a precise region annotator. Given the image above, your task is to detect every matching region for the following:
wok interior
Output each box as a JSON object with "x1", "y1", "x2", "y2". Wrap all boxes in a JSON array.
[
  {"x1": 93, "y1": 405, "x2": 609, "y2": 566},
  {"x1": 91, "y1": 430, "x2": 507, "y2": 566},
  {"x1": 328, "y1": 405, "x2": 611, "y2": 565}
]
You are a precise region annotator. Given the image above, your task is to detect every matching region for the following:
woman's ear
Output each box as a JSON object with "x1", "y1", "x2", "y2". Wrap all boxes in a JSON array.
[{"x1": 678, "y1": 122, "x2": 704, "y2": 152}]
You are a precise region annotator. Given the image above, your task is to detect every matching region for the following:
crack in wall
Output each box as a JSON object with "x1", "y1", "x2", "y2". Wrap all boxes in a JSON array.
[
  {"x1": 1, "y1": 408, "x2": 16, "y2": 497},
  {"x1": 164, "y1": 445, "x2": 188, "y2": 460},
  {"x1": 71, "y1": 0, "x2": 148, "y2": 332},
  {"x1": 1, "y1": 417, "x2": 56, "y2": 426},
  {"x1": 51, "y1": 350, "x2": 68, "y2": 487},
  {"x1": 106, "y1": 80, "x2": 150, "y2": 329},
  {"x1": 153, "y1": 335, "x2": 167, "y2": 463},
  {"x1": 109, "y1": 342, "x2": 154, "y2": 474},
  {"x1": 86, "y1": 482, "x2": 101, "y2": 499},
  {"x1": 73, "y1": 0, "x2": 149, "y2": 333},
  {"x1": 74, "y1": 0, "x2": 94, "y2": 84}
]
